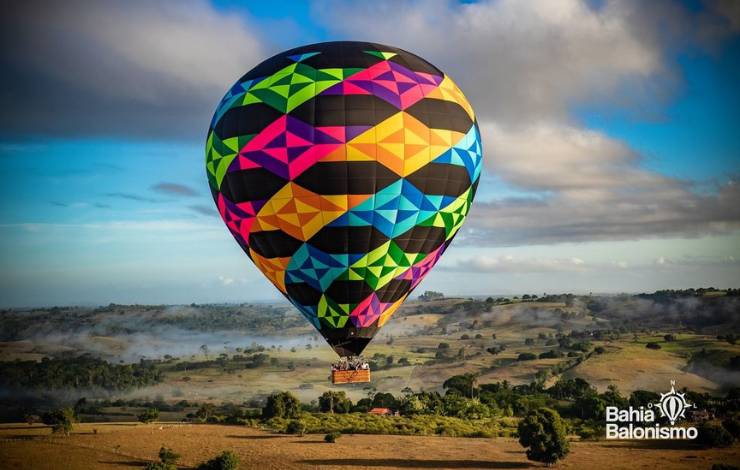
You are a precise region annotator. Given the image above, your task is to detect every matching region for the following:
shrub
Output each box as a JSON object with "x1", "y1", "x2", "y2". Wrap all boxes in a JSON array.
[
  {"x1": 286, "y1": 419, "x2": 307, "y2": 435},
  {"x1": 138, "y1": 407, "x2": 160, "y2": 423},
  {"x1": 158, "y1": 447, "x2": 180, "y2": 465},
  {"x1": 144, "y1": 446, "x2": 179, "y2": 470},
  {"x1": 262, "y1": 391, "x2": 300, "y2": 419},
  {"x1": 576, "y1": 423, "x2": 604, "y2": 441},
  {"x1": 145, "y1": 463, "x2": 176, "y2": 470},
  {"x1": 594, "y1": 346, "x2": 606, "y2": 354},
  {"x1": 645, "y1": 342, "x2": 661, "y2": 350},
  {"x1": 722, "y1": 416, "x2": 740, "y2": 439},
  {"x1": 517, "y1": 353, "x2": 537, "y2": 361},
  {"x1": 196, "y1": 450, "x2": 240, "y2": 470},
  {"x1": 698, "y1": 422, "x2": 735, "y2": 448},
  {"x1": 538, "y1": 350, "x2": 561, "y2": 359},
  {"x1": 325, "y1": 431, "x2": 341, "y2": 443},
  {"x1": 517, "y1": 408, "x2": 570, "y2": 465},
  {"x1": 42, "y1": 408, "x2": 75, "y2": 436}
]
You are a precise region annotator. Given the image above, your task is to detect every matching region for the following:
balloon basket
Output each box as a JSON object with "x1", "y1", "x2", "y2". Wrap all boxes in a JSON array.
[{"x1": 331, "y1": 368, "x2": 371, "y2": 384}]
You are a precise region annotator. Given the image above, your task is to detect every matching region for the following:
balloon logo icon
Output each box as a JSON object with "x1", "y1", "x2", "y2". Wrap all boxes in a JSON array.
[
  {"x1": 206, "y1": 42, "x2": 482, "y2": 374},
  {"x1": 655, "y1": 382, "x2": 692, "y2": 425}
]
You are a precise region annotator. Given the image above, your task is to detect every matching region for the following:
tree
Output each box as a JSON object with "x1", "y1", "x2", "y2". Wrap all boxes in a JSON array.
[
  {"x1": 138, "y1": 407, "x2": 159, "y2": 423},
  {"x1": 196, "y1": 450, "x2": 240, "y2": 470},
  {"x1": 626, "y1": 390, "x2": 657, "y2": 409},
  {"x1": 443, "y1": 374, "x2": 477, "y2": 397},
  {"x1": 574, "y1": 394, "x2": 606, "y2": 420},
  {"x1": 319, "y1": 391, "x2": 352, "y2": 413},
  {"x1": 352, "y1": 398, "x2": 373, "y2": 413},
  {"x1": 698, "y1": 422, "x2": 734, "y2": 448},
  {"x1": 419, "y1": 291, "x2": 444, "y2": 301},
  {"x1": 286, "y1": 419, "x2": 307, "y2": 435},
  {"x1": 196, "y1": 403, "x2": 217, "y2": 422},
  {"x1": 42, "y1": 407, "x2": 75, "y2": 436},
  {"x1": 371, "y1": 392, "x2": 398, "y2": 410},
  {"x1": 517, "y1": 408, "x2": 570, "y2": 465},
  {"x1": 442, "y1": 393, "x2": 468, "y2": 417},
  {"x1": 399, "y1": 395, "x2": 424, "y2": 416},
  {"x1": 262, "y1": 391, "x2": 301, "y2": 419}
]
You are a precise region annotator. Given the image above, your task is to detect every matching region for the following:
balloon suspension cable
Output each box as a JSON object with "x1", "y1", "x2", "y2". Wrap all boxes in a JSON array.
[{"x1": 330, "y1": 355, "x2": 370, "y2": 372}]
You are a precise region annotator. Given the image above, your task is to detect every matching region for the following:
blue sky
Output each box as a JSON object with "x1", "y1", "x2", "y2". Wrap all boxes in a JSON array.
[{"x1": 1, "y1": 0, "x2": 738, "y2": 307}]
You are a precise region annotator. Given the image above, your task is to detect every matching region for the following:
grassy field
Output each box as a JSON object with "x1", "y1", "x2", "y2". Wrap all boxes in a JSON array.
[{"x1": 1, "y1": 422, "x2": 739, "y2": 469}]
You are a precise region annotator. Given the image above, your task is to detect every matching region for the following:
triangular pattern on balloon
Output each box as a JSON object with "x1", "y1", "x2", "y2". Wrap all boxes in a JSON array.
[{"x1": 323, "y1": 60, "x2": 443, "y2": 110}]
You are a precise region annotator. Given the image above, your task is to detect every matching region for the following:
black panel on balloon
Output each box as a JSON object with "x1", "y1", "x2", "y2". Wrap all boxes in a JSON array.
[
  {"x1": 301, "y1": 45, "x2": 382, "y2": 69},
  {"x1": 405, "y1": 98, "x2": 473, "y2": 134},
  {"x1": 289, "y1": 95, "x2": 399, "y2": 127},
  {"x1": 392, "y1": 225, "x2": 448, "y2": 253},
  {"x1": 213, "y1": 103, "x2": 283, "y2": 140},
  {"x1": 388, "y1": 50, "x2": 443, "y2": 76},
  {"x1": 294, "y1": 161, "x2": 399, "y2": 195},
  {"x1": 320, "y1": 324, "x2": 378, "y2": 356},
  {"x1": 375, "y1": 279, "x2": 412, "y2": 303},
  {"x1": 248, "y1": 230, "x2": 303, "y2": 259},
  {"x1": 406, "y1": 163, "x2": 471, "y2": 197},
  {"x1": 325, "y1": 280, "x2": 376, "y2": 304},
  {"x1": 286, "y1": 282, "x2": 322, "y2": 306},
  {"x1": 221, "y1": 168, "x2": 286, "y2": 203},
  {"x1": 308, "y1": 225, "x2": 389, "y2": 254}
]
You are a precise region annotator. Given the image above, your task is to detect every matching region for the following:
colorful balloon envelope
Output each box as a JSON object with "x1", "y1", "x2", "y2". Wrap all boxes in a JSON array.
[{"x1": 206, "y1": 41, "x2": 482, "y2": 357}]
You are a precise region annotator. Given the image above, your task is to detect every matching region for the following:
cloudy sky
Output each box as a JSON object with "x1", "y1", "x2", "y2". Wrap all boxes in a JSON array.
[{"x1": 1, "y1": 0, "x2": 738, "y2": 307}]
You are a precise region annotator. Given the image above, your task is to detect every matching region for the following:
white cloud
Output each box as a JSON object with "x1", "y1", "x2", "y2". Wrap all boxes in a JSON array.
[
  {"x1": 2, "y1": 0, "x2": 267, "y2": 137},
  {"x1": 460, "y1": 122, "x2": 740, "y2": 245},
  {"x1": 443, "y1": 255, "x2": 590, "y2": 273},
  {"x1": 314, "y1": 0, "x2": 668, "y2": 124}
]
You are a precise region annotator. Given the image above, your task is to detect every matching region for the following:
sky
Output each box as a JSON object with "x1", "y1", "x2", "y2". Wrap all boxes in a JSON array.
[{"x1": 0, "y1": 0, "x2": 739, "y2": 307}]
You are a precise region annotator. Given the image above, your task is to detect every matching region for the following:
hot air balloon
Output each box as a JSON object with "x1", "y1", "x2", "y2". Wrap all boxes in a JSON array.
[{"x1": 206, "y1": 41, "x2": 482, "y2": 383}]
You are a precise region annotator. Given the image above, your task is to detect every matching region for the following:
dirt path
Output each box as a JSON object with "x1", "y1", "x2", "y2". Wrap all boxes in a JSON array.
[{"x1": 1, "y1": 423, "x2": 739, "y2": 469}]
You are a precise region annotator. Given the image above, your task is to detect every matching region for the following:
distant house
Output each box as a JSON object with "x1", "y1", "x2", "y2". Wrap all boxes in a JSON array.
[{"x1": 368, "y1": 407, "x2": 394, "y2": 416}]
